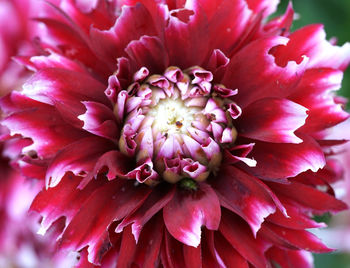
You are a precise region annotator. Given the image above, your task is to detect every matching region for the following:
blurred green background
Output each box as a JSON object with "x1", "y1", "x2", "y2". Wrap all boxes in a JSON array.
[{"x1": 276, "y1": 1, "x2": 350, "y2": 267}]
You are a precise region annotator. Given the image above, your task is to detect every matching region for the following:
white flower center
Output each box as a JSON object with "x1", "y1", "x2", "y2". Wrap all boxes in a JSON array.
[{"x1": 148, "y1": 98, "x2": 199, "y2": 136}]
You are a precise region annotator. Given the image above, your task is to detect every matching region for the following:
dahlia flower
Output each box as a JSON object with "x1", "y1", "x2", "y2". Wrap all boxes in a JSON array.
[
  {"x1": 0, "y1": 0, "x2": 76, "y2": 266},
  {"x1": 1, "y1": 0, "x2": 350, "y2": 267}
]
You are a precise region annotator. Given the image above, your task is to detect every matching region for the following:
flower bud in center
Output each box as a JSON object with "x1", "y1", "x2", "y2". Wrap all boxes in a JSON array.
[{"x1": 116, "y1": 66, "x2": 241, "y2": 186}]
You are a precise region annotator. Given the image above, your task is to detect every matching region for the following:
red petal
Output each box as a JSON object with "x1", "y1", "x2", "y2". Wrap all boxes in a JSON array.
[
  {"x1": 204, "y1": 0, "x2": 252, "y2": 56},
  {"x1": 266, "y1": 247, "x2": 313, "y2": 268},
  {"x1": 238, "y1": 98, "x2": 307, "y2": 143},
  {"x1": 165, "y1": 6, "x2": 209, "y2": 68},
  {"x1": 246, "y1": 135, "x2": 325, "y2": 179},
  {"x1": 214, "y1": 232, "x2": 249, "y2": 268},
  {"x1": 260, "y1": 223, "x2": 332, "y2": 253},
  {"x1": 246, "y1": 0, "x2": 279, "y2": 18},
  {"x1": 78, "y1": 101, "x2": 119, "y2": 141},
  {"x1": 222, "y1": 36, "x2": 307, "y2": 108},
  {"x1": 290, "y1": 68, "x2": 349, "y2": 133},
  {"x1": 219, "y1": 211, "x2": 268, "y2": 268},
  {"x1": 89, "y1": 3, "x2": 157, "y2": 69},
  {"x1": 132, "y1": 214, "x2": 164, "y2": 267},
  {"x1": 22, "y1": 68, "x2": 109, "y2": 128},
  {"x1": 183, "y1": 242, "x2": 202, "y2": 268},
  {"x1": 125, "y1": 35, "x2": 169, "y2": 74},
  {"x1": 268, "y1": 180, "x2": 347, "y2": 213},
  {"x1": 271, "y1": 24, "x2": 350, "y2": 71},
  {"x1": 60, "y1": 180, "x2": 151, "y2": 264},
  {"x1": 2, "y1": 93, "x2": 87, "y2": 158},
  {"x1": 116, "y1": 184, "x2": 175, "y2": 241},
  {"x1": 30, "y1": 173, "x2": 105, "y2": 235},
  {"x1": 46, "y1": 136, "x2": 114, "y2": 187},
  {"x1": 212, "y1": 165, "x2": 276, "y2": 236},
  {"x1": 161, "y1": 231, "x2": 186, "y2": 268},
  {"x1": 163, "y1": 183, "x2": 221, "y2": 247},
  {"x1": 267, "y1": 200, "x2": 326, "y2": 230}
]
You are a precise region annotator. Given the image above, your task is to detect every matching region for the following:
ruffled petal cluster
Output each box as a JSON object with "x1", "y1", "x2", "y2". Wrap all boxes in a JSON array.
[{"x1": 1, "y1": 0, "x2": 350, "y2": 267}]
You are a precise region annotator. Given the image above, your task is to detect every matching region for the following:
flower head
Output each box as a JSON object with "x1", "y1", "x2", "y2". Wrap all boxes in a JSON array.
[{"x1": 1, "y1": 0, "x2": 350, "y2": 267}]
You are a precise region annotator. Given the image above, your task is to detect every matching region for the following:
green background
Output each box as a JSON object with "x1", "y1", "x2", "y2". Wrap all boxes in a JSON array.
[{"x1": 276, "y1": 1, "x2": 350, "y2": 267}]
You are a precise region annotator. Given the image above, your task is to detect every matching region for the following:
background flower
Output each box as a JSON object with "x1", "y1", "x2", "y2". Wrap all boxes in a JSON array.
[{"x1": 1, "y1": 0, "x2": 349, "y2": 267}]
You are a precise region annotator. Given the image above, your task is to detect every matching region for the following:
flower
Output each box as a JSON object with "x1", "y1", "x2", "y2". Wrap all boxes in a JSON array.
[{"x1": 1, "y1": 0, "x2": 350, "y2": 267}]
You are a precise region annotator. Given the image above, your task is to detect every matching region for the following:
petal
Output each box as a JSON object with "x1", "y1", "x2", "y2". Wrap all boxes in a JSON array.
[
  {"x1": 116, "y1": 184, "x2": 175, "y2": 241},
  {"x1": 219, "y1": 210, "x2": 268, "y2": 268},
  {"x1": 268, "y1": 180, "x2": 348, "y2": 213},
  {"x1": 183, "y1": 243, "x2": 202, "y2": 268},
  {"x1": 132, "y1": 214, "x2": 164, "y2": 267},
  {"x1": 125, "y1": 35, "x2": 169, "y2": 74},
  {"x1": 237, "y1": 98, "x2": 308, "y2": 143},
  {"x1": 260, "y1": 223, "x2": 332, "y2": 253},
  {"x1": 60, "y1": 180, "x2": 151, "y2": 264},
  {"x1": 163, "y1": 183, "x2": 221, "y2": 247},
  {"x1": 45, "y1": 136, "x2": 114, "y2": 187},
  {"x1": 214, "y1": 232, "x2": 249, "y2": 268},
  {"x1": 30, "y1": 173, "x2": 105, "y2": 235},
  {"x1": 212, "y1": 165, "x2": 276, "y2": 236},
  {"x1": 266, "y1": 247, "x2": 314, "y2": 268},
  {"x1": 246, "y1": 135, "x2": 326, "y2": 179},
  {"x1": 271, "y1": 24, "x2": 350, "y2": 71},
  {"x1": 165, "y1": 6, "x2": 209, "y2": 68},
  {"x1": 289, "y1": 68, "x2": 349, "y2": 133},
  {"x1": 222, "y1": 36, "x2": 307, "y2": 108},
  {"x1": 246, "y1": 0, "x2": 279, "y2": 18},
  {"x1": 1, "y1": 93, "x2": 87, "y2": 158},
  {"x1": 267, "y1": 201, "x2": 326, "y2": 230},
  {"x1": 203, "y1": 0, "x2": 252, "y2": 56},
  {"x1": 22, "y1": 68, "x2": 109, "y2": 128},
  {"x1": 89, "y1": 3, "x2": 157, "y2": 69},
  {"x1": 78, "y1": 101, "x2": 119, "y2": 140}
]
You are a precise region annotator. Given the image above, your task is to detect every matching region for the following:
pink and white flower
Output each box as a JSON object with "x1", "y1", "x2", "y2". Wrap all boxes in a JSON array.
[{"x1": 1, "y1": 0, "x2": 350, "y2": 267}]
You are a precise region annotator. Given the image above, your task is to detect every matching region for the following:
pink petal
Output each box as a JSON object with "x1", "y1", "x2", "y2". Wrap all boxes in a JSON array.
[
  {"x1": 222, "y1": 36, "x2": 307, "y2": 108},
  {"x1": 246, "y1": 135, "x2": 325, "y2": 179},
  {"x1": 46, "y1": 136, "x2": 114, "y2": 187},
  {"x1": 163, "y1": 183, "x2": 221, "y2": 247},
  {"x1": 213, "y1": 165, "x2": 276, "y2": 236},
  {"x1": 238, "y1": 98, "x2": 308, "y2": 143}
]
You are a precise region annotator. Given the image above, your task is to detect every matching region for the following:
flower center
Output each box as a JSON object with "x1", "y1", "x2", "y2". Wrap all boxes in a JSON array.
[
  {"x1": 147, "y1": 98, "x2": 198, "y2": 136},
  {"x1": 116, "y1": 66, "x2": 241, "y2": 186}
]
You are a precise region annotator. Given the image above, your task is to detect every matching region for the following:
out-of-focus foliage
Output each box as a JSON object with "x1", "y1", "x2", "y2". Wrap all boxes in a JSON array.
[{"x1": 277, "y1": 1, "x2": 350, "y2": 267}]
